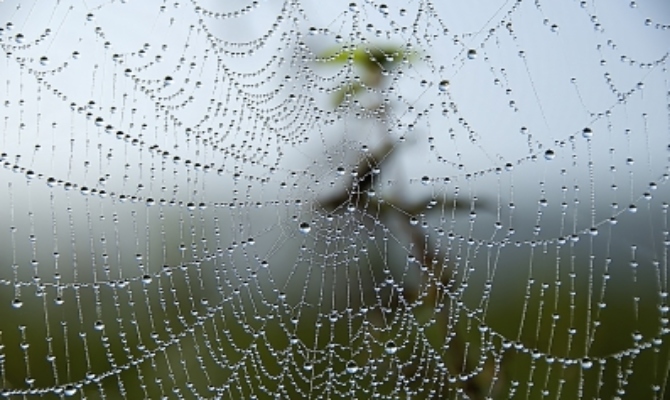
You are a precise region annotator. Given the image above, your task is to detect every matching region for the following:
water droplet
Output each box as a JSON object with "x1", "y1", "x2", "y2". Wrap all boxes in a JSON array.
[
  {"x1": 303, "y1": 362, "x2": 313, "y2": 371},
  {"x1": 582, "y1": 127, "x2": 593, "y2": 138},
  {"x1": 64, "y1": 385, "x2": 77, "y2": 396},
  {"x1": 40, "y1": 56, "x2": 49, "y2": 66},
  {"x1": 581, "y1": 358, "x2": 593, "y2": 369},
  {"x1": 299, "y1": 222, "x2": 311, "y2": 233},
  {"x1": 164, "y1": 76, "x2": 173, "y2": 86},
  {"x1": 12, "y1": 298, "x2": 23, "y2": 309},
  {"x1": 438, "y1": 80, "x2": 450, "y2": 92},
  {"x1": 94, "y1": 321, "x2": 105, "y2": 331},
  {"x1": 348, "y1": 2, "x2": 358, "y2": 12},
  {"x1": 421, "y1": 176, "x2": 430, "y2": 185},
  {"x1": 544, "y1": 150, "x2": 555, "y2": 160},
  {"x1": 142, "y1": 274, "x2": 152, "y2": 284},
  {"x1": 467, "y1": 49, "x2": 477, "y2": 59},
  {"x1": 346, "y1": 361, "x2": 359, "y2": 374},
  {"x1": 15, "y1": 33, "x2": 24, "y2": 44},
  {"x1": 385, "y1": 341, "x2": 398, "y2": 354},
  {"x1": 628, "y1": 204, "x2": 637, "y2": 213}
]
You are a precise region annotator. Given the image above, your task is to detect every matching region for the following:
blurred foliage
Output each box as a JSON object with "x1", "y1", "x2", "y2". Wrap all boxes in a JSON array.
[{"x1": 319, "y1": 44, "x2": 417, "y2": 107}]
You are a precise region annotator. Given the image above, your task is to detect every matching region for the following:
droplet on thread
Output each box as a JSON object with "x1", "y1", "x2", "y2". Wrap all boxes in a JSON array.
[
  {"x1": 346, "y1": 361, "x2": 359, "y2": 374},
  {"x1": 385, "y1": 341, "x2": 398, "y2": 355},
  {"x1": 12, "y1": 298, "x2": 23, "y2": 309},
  {"x1": 64, "y1": 385, "x2": 77, "y2": 396},
  {"x1": 299, "y1": 222, "x2": 311, "y2": 233}
]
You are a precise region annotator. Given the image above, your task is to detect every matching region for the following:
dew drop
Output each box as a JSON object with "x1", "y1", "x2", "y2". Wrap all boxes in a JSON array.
[
  {"x1": 40, "y1": 56, "x2": 50, "y2": 66},
  {"x1": 581, "y1": 358, "x2": 593, "y2": 369},
  {"x1": 582, "y1": 127, "x2": 593, "y2": 138},
  {"x1": 544, "y1": 149, "x2": 555, "y2": 160},
  {"x1": 467, "y1": 49, "x2": 477, "y2": 59},
  {"x1": 12, "y1": 298, "x2": 23, "y2": 309},
  {"x1": 142, "y1": 274, "x2": 152, "y2": 284},
  {"x1": 64, "y1": 385, "x2": 77, "y2": 396},
  {"x1": 346, "y1": 361, "x2": 359, "y2": 374},
  {"x1": 438, "y1": 80, "x2": 450, "y2": 92},
  {"x1": 385, "y1": 341, "x2": 398, "y2": 355},
  {"x1": 299, "y1": 222, "x2": 311, "y2": 234},
  {"x1": 94, "y1": 321, "x2": 105, "y2": 331}
]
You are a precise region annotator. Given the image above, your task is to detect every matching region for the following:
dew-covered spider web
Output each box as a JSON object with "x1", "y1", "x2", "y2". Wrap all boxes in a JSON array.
[{"x1": 1, "y1": 0, "x2": 670, "y2": 398}]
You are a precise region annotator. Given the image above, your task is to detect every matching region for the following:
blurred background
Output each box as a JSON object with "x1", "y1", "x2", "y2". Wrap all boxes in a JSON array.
[{"x1": 1, "y1": 0, "x2": 670, "y2": 398}]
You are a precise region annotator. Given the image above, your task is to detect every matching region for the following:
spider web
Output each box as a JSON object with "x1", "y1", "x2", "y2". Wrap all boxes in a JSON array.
[{"x1": 1, "y1": 0, "x2": 669, "y2": 398}]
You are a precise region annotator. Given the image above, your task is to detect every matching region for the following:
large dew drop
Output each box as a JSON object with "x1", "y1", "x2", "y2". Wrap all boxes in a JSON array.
[
  {"x1": 385, "y1": 341, "x2": 398, "y2": 355},
  {"x1": 346, "y1": 361, "x2": 359, "y2": 374},
  {"x1": 299, "y1": 222, "x2": 311, "y2": 234}
]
